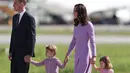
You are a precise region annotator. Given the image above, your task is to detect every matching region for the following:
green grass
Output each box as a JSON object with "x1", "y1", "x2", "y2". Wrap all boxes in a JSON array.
[
  {"x1": 0, "y1": 29, "x2": 72, "y2": 35},
  {"x1": 1, "y1": 28, "x2": 130, "y2": 36},
  {"x1": 95, "y1": 30, "x2": 130, "y2": 36},
  {"x1": 0, "y1": 30, "x2": 11, "y2": 34},
  {"x1": 0, "y1": 44, "x2": 130, "y2": 73}
]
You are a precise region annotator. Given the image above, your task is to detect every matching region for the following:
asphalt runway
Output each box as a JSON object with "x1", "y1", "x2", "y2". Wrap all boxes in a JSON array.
[{"x1": 0, "y1": 34, "x2": 130, "y2": 44}]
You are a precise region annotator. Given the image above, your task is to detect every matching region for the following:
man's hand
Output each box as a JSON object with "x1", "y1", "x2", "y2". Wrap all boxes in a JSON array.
[
  {"x1": 90, "y1": 56, "x2": 96, "y2": 64},
  {"x1": 24, "y1": 55, "x2": 31, "y2": 63},
  {"x1": 8, "y1": 55, "x2": 12, "y2": 61}
]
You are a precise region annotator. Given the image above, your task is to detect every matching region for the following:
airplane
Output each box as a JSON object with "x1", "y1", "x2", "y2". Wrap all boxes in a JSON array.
[
  {"x1": 0, "y1": 0, "x2": 129, "y2": 25},
  {"x1": 26, "y1": 0, "x2": 130, "y2": 25}
]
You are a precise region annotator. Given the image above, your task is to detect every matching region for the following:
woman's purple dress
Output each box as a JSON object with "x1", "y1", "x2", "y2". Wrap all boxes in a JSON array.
[{"x1": 66, "y1": 21, "x2": 96, "y2": 73}]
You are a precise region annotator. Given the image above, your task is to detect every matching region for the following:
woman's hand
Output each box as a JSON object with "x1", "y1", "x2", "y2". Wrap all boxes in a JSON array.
[
  {"x1": 64, "y1": 55, "x2": 69, "y2": 63},
  {"x1": 90, "y1": 56, "x2": 96, "y2": 64}
]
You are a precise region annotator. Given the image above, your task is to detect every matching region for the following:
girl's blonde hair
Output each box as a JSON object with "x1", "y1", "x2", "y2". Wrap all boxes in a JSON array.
[
  {"x1": 99, "y1": 56, "x2": 113, "y2": 69},
  {"x1": 45, "y1": 45, "x2": 57, "y2": 56}
]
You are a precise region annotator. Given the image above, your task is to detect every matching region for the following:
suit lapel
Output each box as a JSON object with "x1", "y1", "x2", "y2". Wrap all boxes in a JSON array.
[
  {"x1": 19, "y1": 12, "x2": 26, "y2": 25},
  {"x1": 16, "y1": 12, "x2": 27, "y2": 28},
  {"x1": 16, "y1": 14, "x2": 20, "y2": 28},
  {"x1": 13, "y1": 15, "x2": 18, "y2": 29}
]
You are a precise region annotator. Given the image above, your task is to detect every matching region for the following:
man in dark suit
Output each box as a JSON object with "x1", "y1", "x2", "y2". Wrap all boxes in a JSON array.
[{"x1": 8, "y1": 0, "x2": 36, "y2": 73}]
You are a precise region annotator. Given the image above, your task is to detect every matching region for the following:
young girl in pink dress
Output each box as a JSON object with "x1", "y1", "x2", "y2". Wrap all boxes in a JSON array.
[
  {"x1": 93, "y1": 56, "x2": 114, "y2": 73},
  {"x1": 31, "y1": 45, "x2": 67, "y2": 73}
]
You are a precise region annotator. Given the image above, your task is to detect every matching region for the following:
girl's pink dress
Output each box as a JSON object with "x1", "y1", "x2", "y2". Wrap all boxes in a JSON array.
[{"x1": 100, "y1": 69, "x2": 114, "y2": 73}]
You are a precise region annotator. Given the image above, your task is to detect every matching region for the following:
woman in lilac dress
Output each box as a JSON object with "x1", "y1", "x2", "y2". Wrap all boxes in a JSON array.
[{"x1": 65, "y1": 3, "x2": 97, "y2": 73}]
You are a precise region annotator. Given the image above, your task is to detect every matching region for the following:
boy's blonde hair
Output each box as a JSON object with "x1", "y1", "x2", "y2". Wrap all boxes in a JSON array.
[{"x1": 45, "y1": 45, "x2": 57, "y2": 56}]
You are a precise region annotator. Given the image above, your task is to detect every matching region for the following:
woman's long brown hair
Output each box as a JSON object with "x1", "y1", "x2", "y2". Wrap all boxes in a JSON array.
[{"x1": 74, "y1": 3, "x2": 90, "y2": 26}]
